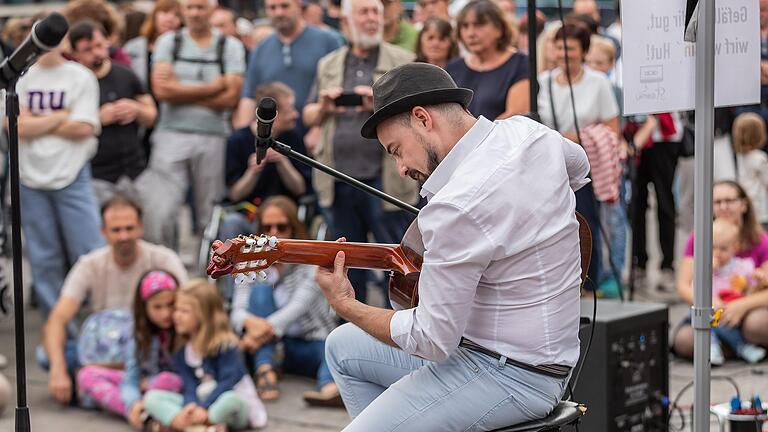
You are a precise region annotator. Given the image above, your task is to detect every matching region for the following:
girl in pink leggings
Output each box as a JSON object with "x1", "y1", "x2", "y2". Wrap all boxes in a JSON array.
[{"x1": 77, "y1": 270, "x2": 182, "y2": 429}]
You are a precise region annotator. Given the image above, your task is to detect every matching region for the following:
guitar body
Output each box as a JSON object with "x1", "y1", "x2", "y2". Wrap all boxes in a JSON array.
[{"x1": 389, "y1": 271, "x2": 420, "y2": 309}]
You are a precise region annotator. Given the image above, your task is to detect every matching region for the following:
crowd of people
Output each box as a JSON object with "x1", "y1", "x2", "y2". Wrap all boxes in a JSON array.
[{"x1": 0, "y1": 0, "x2": 765, "y2": 427}]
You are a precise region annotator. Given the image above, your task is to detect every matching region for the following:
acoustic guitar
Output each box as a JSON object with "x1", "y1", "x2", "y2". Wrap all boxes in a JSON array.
[{"x1": 206, "y1": 213, "x2": 591, "y2": 308}]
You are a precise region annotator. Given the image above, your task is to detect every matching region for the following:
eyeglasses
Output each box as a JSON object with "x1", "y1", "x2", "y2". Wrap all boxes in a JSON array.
[
  {"x1": 261, "y1": 223, "x2": 290, "y2": 232},
  {"x1": 282, "y1": 44, "x2": 292, "y2": 68},
  {"x1": 713, "y1": 197, "x2": 742, "y2": 207}
]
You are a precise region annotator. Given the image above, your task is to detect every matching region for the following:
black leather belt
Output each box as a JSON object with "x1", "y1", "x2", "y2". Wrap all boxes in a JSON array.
[{"x1": 458, "y1": 337, "x2": 572, "y2": 379}]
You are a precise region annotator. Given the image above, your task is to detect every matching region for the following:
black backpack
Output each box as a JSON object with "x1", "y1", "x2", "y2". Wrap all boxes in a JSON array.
[{"x1": 171, "y1": 29, "x2": 227, "y2": 75}]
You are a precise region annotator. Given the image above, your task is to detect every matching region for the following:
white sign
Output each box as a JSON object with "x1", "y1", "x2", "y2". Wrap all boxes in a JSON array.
[{"x1": 621, "y1": 0, "x2": 760, "y2": 115}]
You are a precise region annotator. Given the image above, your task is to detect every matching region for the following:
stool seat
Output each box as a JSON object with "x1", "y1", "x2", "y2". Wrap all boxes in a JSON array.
[{"x1": 491, "y1": 401, "x2": 587, "y2": 432}]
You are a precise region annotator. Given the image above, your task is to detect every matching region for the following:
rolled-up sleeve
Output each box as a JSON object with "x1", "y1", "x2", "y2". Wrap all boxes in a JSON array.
[
  {"x1": 389, "y1": 201, "x2": 494, "y2": 362},
  {"x1": 560, "y1": 135, "x2": 590, "y2": 191}
]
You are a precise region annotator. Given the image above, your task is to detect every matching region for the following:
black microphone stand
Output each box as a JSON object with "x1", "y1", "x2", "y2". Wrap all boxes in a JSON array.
[
  {"x1": 265, "y1": 138, "x2": 419, "y2": 215},
  {"x1": 527, "y1": 0, "x2": 539, "y2": 122},
  {"x1": 5, "y1": 78, "x2": 31, "y2": 432}
]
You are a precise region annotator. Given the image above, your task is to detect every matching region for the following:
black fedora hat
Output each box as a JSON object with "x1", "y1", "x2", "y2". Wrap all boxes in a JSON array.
[{"x1": 360, "y1": 63, "x2": 473, "y2": 139}]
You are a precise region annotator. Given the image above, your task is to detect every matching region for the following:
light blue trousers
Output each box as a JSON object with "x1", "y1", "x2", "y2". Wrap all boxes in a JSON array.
[
  {"x1": 20, "y1": 165, "x2": 105, "y2": 315},
  {"x1": 326, "y1": 323, "x2": 569, "y2": 432}
]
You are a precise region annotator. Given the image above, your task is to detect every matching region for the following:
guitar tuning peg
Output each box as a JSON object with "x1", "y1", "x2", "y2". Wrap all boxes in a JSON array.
[
  {"x1": 268, "y1": 236, "x2": 278, "y2": 248},
  {"x1": 247, "y1": 271, "x2": 257, "y2": 283},
  {"x1": 258, "y1": 270, "x2": 268, "y2": 281},
  {"x1": 234, "y1": 274, "x2": 246, "y2": 286},
  {"x1": 245, "y1": 238, "x2": 256, "y2": 246},
  {"x1": 256, "y1": 237, "x2": 267, "y2": 247}
]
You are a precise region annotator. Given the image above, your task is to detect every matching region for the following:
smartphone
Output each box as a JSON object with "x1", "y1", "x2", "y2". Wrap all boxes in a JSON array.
[{"x1": 334, "y1": 92, "x2": 364, "y2": 107}]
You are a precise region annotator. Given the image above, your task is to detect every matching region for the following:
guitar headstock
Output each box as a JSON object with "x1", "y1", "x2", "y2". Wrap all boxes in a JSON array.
[{"x1": 206, "y1": 234, "x2": 284, "y2": 282}]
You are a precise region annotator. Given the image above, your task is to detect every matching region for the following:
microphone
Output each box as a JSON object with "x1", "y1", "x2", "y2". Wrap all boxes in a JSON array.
[
  {"x1": 255, "y1": 97, "x2": 278, "y2": 164},
  {"x1": 0, "y1": 12, "x2": 69, "y2": 88}
]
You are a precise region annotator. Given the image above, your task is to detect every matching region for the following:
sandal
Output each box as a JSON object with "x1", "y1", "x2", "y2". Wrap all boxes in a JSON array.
[
  {"x1": 303, "y1": 383, "x2": 344, "y2": 408},
  {"x1": 143, "y1": 419, "x2": 173, "y2": 432},
  {"x1": 254, "y1": 366, "x2": 280, "y2": 401}
]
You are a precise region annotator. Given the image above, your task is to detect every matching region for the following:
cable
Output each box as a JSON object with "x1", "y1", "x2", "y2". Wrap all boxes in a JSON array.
[
  {"x1": 594, "y1": 200, "x2": 626, "y2": 301},
  {"x1": 668, "y1": 380, "x2": 693, "y2": 431},
  {"x1": 555, "y1": 0, "x2": 582, "y2": 146},
  {"x1": 566, "y1": 276, "x2": 598, "y2": 401},
  {"x1": 554, "y1": 0, "x2": 626, "y2": 301},
  {"x1": 666, "y1": 375, "x2": 743, "y2": 432}
]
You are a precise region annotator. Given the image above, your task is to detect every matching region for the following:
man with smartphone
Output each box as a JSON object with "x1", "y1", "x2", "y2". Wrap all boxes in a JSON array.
[{"x1": 303, "y1": 0, "x2": 417, "y2": 306}]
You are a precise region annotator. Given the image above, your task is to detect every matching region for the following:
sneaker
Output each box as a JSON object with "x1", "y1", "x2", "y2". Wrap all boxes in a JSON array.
[
  {"x1": 657, "y1": 268, "x2": 676, "y2": 293},
  {"x1": 598, "y1": 277, "x2": 622, "y2": 299},
  {"x1": 738, "y1": 344, "x2": 767, "y2": 364},
  {"x1": 711, "y1": 341, "x2": 725, "y2": 366}
]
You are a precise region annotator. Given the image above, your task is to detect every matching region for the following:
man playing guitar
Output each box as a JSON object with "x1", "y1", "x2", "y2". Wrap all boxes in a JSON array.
[{"x1": 314, "y1": 62, "x2": 592, "y2": 430}]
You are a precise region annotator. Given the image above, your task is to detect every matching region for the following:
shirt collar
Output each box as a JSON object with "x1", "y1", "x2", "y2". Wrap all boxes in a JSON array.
[{"x1": 420, "y1": 116, "x2": 495, "y2": 200}]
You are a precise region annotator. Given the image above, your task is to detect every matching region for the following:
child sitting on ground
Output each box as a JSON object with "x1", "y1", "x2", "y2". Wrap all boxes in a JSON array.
[
  {"x1": 77, "y1": 270, "x2": 183, "y2": 429},
  {"x1": 709, "y1": 218, "x2": 767, "y2": 365},
  {"x1": 144, "y1": 279, "x2": 267, "y2": 431}
]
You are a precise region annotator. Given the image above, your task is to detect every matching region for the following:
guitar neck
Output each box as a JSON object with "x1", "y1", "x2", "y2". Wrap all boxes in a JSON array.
[{"x1": 275, "y1": 240, "x2": 416, "y2": 274}]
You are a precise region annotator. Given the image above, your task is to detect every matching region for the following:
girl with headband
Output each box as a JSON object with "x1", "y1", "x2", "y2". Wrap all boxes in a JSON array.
[{"x1": 77, "y1": 270, "x2": 183, "y2": 429}]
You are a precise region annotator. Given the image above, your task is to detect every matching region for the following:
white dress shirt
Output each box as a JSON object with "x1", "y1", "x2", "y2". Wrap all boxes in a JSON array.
[{"x1": 389, "y1": 115, "x2": 590, "y2": 367}]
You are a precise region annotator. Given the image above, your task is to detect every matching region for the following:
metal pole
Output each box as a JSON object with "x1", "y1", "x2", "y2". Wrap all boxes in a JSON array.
[
  {"x1": 6, "y1": 80, "x2": 31, "y2": 432},
  {"x1": 692, "y1": 0, "x2": 715, "y2": 430},
  {"x1": 527, "y1": 0, "x2": 538, "y2": 120}
]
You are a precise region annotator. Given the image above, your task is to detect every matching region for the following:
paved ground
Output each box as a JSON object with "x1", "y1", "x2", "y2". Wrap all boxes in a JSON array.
[
  {"x1": 3, "y1": 298, "x2": 767, "y2": 431},
  {"x1": 0, "y1": 306, "x2": 351, "y2": 431}
]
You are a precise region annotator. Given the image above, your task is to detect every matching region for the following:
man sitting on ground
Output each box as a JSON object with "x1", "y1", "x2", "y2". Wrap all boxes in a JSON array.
[{"x1": 40, "y1": 194, "x2": 188, "y2": 405}]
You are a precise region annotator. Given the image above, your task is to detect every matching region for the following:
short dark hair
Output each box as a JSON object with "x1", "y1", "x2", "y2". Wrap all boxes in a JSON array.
[
  {"x1": 63, "y1": 0, "x2": 120, "y2": 38},
  {"x1": 101, "y1": 193, "x2": 143, "y2": 222},
  {"x1": 68, "y1": 20, "x2": 108, "y2": 49},
  {"x1": 457, "y1": 0, "x2": 517, "y2": 51},
  {"x1": 567, "y1": 13, "x2": 599, "y2": 35},
  {"x1": 554, "y1": 22, "x2": 591, "y2": 56},
  {"x1": 518, "y1": 10, "x2": 546, "y2": 37}
]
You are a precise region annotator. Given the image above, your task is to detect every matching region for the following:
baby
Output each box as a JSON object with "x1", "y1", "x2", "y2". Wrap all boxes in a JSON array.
[{"x1": 709, "y1": 218, "x2": 767, "y2": 365}]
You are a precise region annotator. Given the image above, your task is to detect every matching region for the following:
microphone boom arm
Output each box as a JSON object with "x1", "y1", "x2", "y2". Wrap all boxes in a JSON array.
[{"x1": 267, "y1": 138, "x2": 419, "y2": 215}]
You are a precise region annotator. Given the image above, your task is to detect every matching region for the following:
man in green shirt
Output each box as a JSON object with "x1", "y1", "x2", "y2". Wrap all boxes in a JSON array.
[{"x1": 383, "y1": 0, "x2": 419, "y2": 51}]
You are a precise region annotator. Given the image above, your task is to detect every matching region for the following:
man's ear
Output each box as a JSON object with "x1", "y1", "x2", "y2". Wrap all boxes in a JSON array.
[{"x1": 412, "y1": 106, "x2": 432, "y2": 130}]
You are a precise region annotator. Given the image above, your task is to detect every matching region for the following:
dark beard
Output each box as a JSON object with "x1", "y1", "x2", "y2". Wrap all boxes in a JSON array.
[
  {"x1": 273, "y1": 17, "x2": 297, "y2": 35},
  {"x1": 407, "y1": 133, "x2": 441, "y2": 182},
  {"x1": 426, "y1": 145, "x2": 440, "y2": 176}
]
